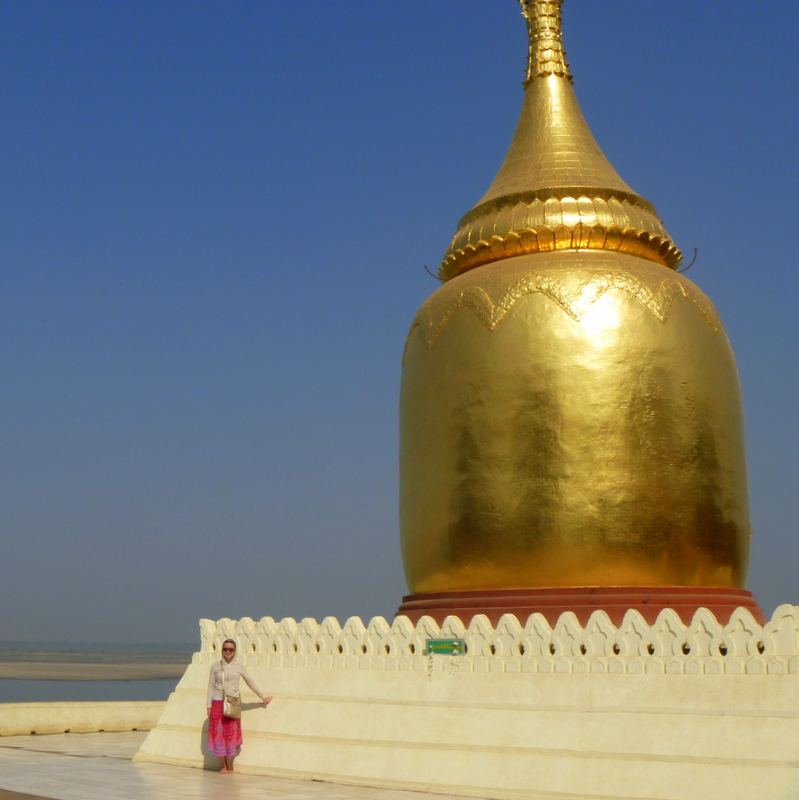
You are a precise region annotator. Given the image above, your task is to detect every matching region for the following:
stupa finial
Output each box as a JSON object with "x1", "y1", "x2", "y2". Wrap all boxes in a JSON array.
[
  {"x1": 437, "y1": 0, "x2": 682, "y2": 280},
  {"x1": 518, "y1": 0, "x2": 573, "y2": 84}
]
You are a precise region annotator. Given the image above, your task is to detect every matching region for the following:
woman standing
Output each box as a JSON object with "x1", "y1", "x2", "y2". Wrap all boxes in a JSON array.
[{"x1": 206, "y1": 638, "x2": 272, "y2": 773}]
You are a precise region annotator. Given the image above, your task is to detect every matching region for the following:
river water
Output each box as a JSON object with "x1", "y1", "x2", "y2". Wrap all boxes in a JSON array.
[
  {"x1": 0, "y1": 678, "x2": 180, "y2": 703},
  {"x1": 0, "y1": 643, "x2": 193, "y2": 703}
]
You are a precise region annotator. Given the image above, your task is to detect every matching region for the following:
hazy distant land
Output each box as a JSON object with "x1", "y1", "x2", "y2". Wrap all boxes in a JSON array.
[{"x1": 0, "y1": 646, "x2": 192, "y2": 681}]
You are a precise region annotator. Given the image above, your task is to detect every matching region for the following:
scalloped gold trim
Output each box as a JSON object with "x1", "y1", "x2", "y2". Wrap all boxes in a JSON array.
[
  {"x1": 440, "y1": 193, "x2": 682, "y2": 280},
  {"x1": 407, "y1": 253, "x2": 719, "y2": 360}
]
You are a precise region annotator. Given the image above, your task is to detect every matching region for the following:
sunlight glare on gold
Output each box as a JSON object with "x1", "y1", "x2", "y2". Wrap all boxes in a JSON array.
[{"x1": 577, "y1": 290, "x2": 624, "y2": 339}]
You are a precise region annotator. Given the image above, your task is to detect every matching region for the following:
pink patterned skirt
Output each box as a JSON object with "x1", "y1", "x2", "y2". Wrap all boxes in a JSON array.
[{"x1": 207, "y1": 699, "x2": 242, "y2": 757}]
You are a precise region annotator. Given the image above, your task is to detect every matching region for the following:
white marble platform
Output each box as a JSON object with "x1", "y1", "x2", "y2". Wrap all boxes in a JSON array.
[
  {"x1": 136, "y1": 609, "x2": 799, "y2": 800},
  {"x1": 0, "y1": 731, "x2": 476, "y2": 800}
]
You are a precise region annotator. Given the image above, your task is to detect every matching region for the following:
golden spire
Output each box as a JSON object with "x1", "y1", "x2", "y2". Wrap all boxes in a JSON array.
[
  {"x1": 400, "y1": 0, "x2": 751, "y2": 618},
  {"x1": 519, "y1": 0, "x2": 572, "y2": 84},
  {"x1": 438, "y1": 0, "x2": 681, "y2": 281}
]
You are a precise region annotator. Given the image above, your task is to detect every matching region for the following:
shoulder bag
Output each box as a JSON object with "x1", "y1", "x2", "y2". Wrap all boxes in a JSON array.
[{"x1": 221, "y1": 662, "x2": 242, "y2": 719}]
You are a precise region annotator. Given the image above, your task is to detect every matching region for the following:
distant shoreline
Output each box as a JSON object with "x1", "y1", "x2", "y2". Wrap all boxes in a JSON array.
[{"x1": 0, "y1": 663, "x2": 187, "y2": 681}]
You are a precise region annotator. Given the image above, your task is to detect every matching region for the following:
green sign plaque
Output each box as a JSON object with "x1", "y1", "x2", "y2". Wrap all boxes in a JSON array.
[{"x1": 426, "y1": 638, "x2": 465, "y2": 655}]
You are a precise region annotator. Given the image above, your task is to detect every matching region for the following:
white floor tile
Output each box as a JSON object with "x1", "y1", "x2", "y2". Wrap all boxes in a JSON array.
[{"x1": 0, "y1": 732, "x2": 479, "y2": 800}]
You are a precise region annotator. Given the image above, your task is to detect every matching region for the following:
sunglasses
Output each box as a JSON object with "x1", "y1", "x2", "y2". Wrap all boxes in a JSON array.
[{"x1": 222, "y1": 647, "x2": 236, "y2": 652}]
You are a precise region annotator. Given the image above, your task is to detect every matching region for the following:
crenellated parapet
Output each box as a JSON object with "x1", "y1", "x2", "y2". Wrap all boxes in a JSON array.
[
  {"x1": 142, "y1": 606, "x2": 799, "y2": 794},
  {"x1": 196, "y1": 605, "x2": 799, "y2": 676}
]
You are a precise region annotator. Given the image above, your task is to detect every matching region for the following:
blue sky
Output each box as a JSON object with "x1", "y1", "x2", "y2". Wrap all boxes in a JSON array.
[{"x1": 1, "y1": 1, "x2": 797, "y2": 644}]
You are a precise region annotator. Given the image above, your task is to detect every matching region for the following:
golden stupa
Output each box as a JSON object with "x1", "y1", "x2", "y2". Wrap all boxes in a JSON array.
[{"x1": 398, "y1": 0, "x2": 755, "y2": 623}]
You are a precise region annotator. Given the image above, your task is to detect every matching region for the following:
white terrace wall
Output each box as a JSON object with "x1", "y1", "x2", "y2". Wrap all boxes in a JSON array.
[
  {"x1": 195, "y1": 604, "x2": 799, "y2": 675},
  {"x1": 136, "y1": 606, "x2": 799, "y2": 800},
  {"x1": 0, "y1": 701, "x2": 165, "y2": 737}
]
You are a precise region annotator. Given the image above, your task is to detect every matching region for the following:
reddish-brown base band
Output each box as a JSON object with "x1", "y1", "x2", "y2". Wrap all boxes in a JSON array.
[{"x1": 395, "y1": 586, "x2": 766, "y2": 627}]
